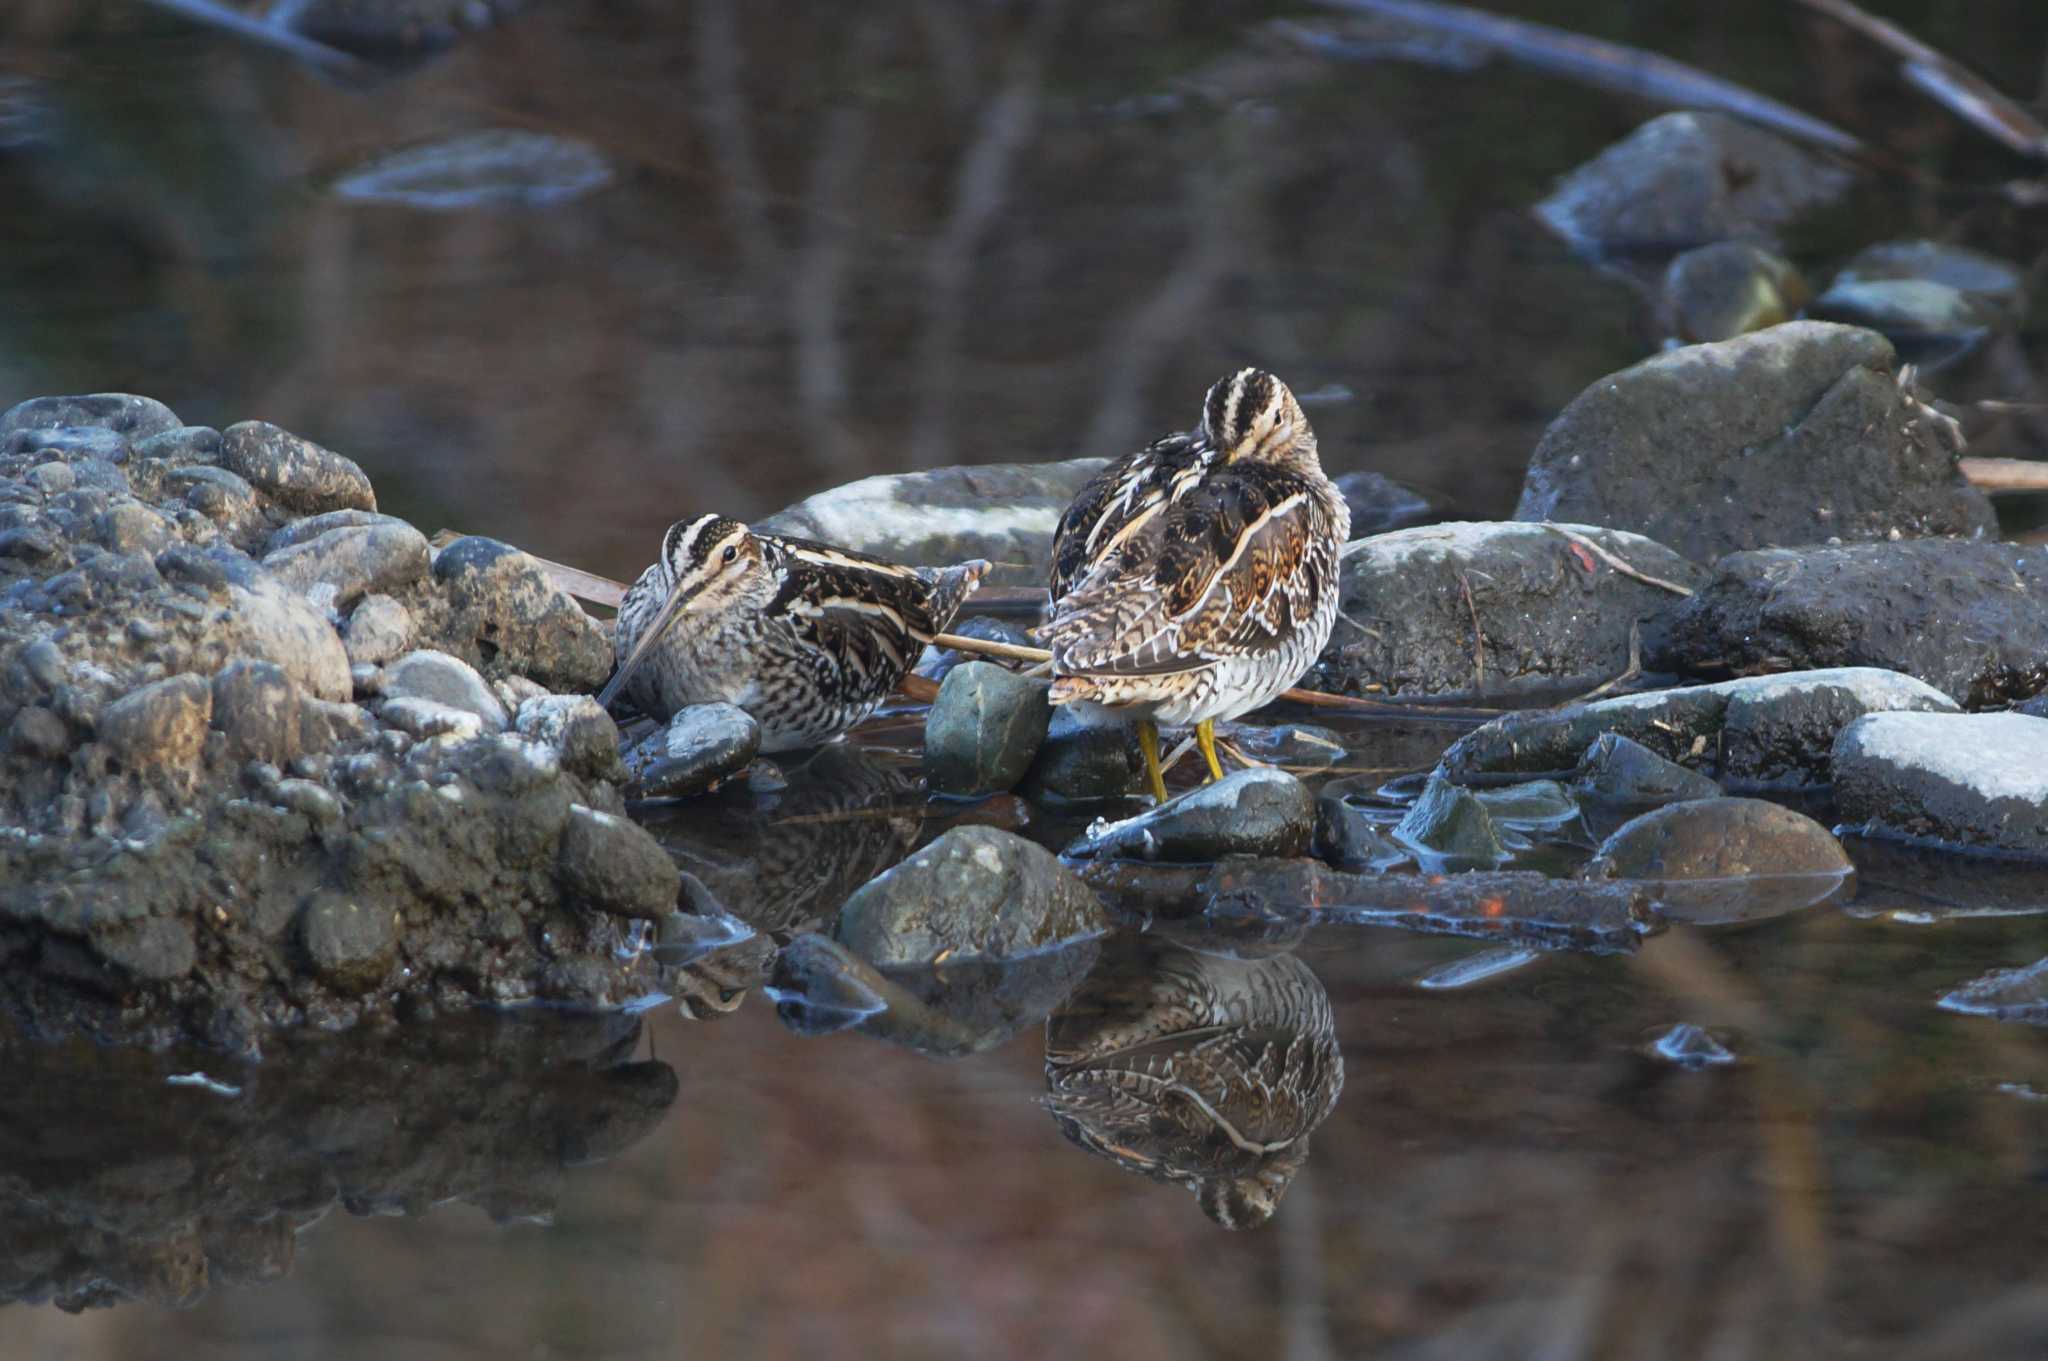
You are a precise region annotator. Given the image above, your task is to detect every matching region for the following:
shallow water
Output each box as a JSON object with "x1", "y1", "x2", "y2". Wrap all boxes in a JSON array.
[{"x1": 5, "y1": 0, "x2": 2048, "y2": 1356}]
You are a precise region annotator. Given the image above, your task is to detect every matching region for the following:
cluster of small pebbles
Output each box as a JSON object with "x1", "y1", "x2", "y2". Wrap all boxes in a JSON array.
[{"x1": 0, "y1": 393, "x2": 677, "y2": 1052}]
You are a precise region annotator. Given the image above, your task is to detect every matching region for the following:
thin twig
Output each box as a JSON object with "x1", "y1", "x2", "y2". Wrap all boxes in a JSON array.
[
  {"x1": 1457, "y1": 569, "x2": 1485, "y2": 693},
  {"x1": 1569, "y1": 619, "x2": 1645, "y2": 704},
  {"x1": 1541, "y1": 524, "x2": 1696, "y2": 597},
  {"x1": 925, "y1": 631, "x2": 1052, "y2": 664}
]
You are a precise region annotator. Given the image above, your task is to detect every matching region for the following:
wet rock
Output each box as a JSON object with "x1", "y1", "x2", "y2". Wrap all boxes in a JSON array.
[
  {"x1": 1584, "y1": 797, "x2": 1853, "y2": 923},
  {"x1": 297, "y1": 892, "x2": 396, "y2": 994},
  {"x1": 1335, "y1": 469, "x2": 1437, "y2": 536},
  {"x1": 2020, "y1": 691, "x2": 2048, "y2": 720},
  {"x1": 96, "y1": 502, "x2": 176, "y2": 557},
  {"x1": 1939, "y1": 958, "x2": 2048, "y2": 1024},
  {"x1": 557, "y1": 803, "x2": 682, "y2": 919},
  {"x1": 1572, "y1": 732, "x2": 1723, "y2": 807},
  {"x1": 834, "y1": 826, "x2": 1110, "y2": 964},
  {"x1": 89, "y1": 917, "x2": 198, "y2": 982},
  {"x1": 330, "y1": 129, "x2": 614, "y2": 209},
  {"x1": 758, "y1": 459, "x2": 1109, "y2": 591},
  {"x1": 1064, "y1": 768, "x2": 1315, "y2": 862},
  {"x1": 131, "y1": 424, "x2": 221, "y2": 467},
  {"x1": 516, "y1": 694, "x2": 625, "y2": 784},
  {"x1": 261, "y1": 521, "x2": 430, "y2": 609},
  {"x1": 219, "y1": 421, "x2": 376, "y2": 516},
  {"x1": 0, "y1": 393, "x2": 181, "y2": 443},
  {"x1": 1647, "y1": 543, "x2": 2048, "y2": 707},
  {"x1": 343, "y1": 594, "x2": 413, "y2": 667},
  {"x1": 210, "y1": 659, "x2": 309, "y2": 766},
  {"x1": 219, "y1": 576, "x2": 355, "y2": 702},
  {"x1": 924, "y1": 662, "x2": 1051, "y2": 797},
  {"x1": 1534, "y1": 112, "x2": 1853, "y2": 254},
  {"x1": 427, "y1": 536, "x2": 612, "y2": 692},
  {"x1": 380, "y1": 650, "x2": 507, "y2": 731},
  {"x1": 1018, "y1": 707, "x2": 1141, "y2": 804},
  {"x1": 26, "y1": 461, "x2": 75, "y2": 493},
  {"x1": 97, "y1": 674, "x2": 212, "y2": 770},
  {"x1": 1475, "y1": 779, "x2": 1581, "y2": 830},
  {"x1": 1315, "y1": 796, "x2": 1410, "y2": 872},
  {"x1": 1832, "y1": 712, "x2": 2048, "y2": 857},
  {"x1": 170, "y1": 466, "x2": 267, "y2": 544},
  {"x1": 1393, "y1": 777, "x2": 1509, "y2": 870},
  {"x1": 1515, "y1": 323, "x2": 1992, "y2": 564},
  {"x1": 1311, "y1": 521, "x2": 1705, "y2": 702},
  {"x1": 1660, "y1": 241, "x2": 1807, "y2": 342},
  {"x1": 8, "y1": 704, "x2": 69, "y2": 760},
  {"x1": 1441, "y1": 667, "x2": 1957, "y2": 790},
  {"x1": 378, "y1": 696, "x2": 485, "y2": 740},
  {"x1": 628, "y1": 702, "x2": 760, "y2": 799},
  {"x1": 916, "y1": 615, "x2": 1032, "y2": 684}
]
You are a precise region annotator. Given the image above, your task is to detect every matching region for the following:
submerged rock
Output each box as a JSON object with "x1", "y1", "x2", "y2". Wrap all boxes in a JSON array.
[
  {"x1": 1813, "y1": 239, "x2": 2026, "y2": 366},
  {"x1": 1441, "y1": 667, "x2": 1957, "y2": 790},
  {"x1": 834, "y1": 826, "x2": 1111, "y2": 965},
  {"x1": 1572, "y1": 732, "x2": 1723, "y2": 808},
  {"x1": 1516, "y1": 323, "x2": 1992, "y2": 564},
  {"x1": 1648, "y1": 543, "x2": 2048, "y2": 708},
  {"x1": 623, "y1": 701, "x2": 761, "y2": 799},
  {"x1": 1045, "y1": 934, "x2": 1342, "y2": 1229},
  {"x1": 1660, "y1": 241, "x2": 1808, "y2": 343},
  {"x1": 1393, "y1": 777, "x2": 1509, "y2": 870},
  {"x1": 1310, "y1": 520, "x2": 1704, "y2": 702},
  {"x1": 1018, "y1": 706, "x2": 1142, "y2": 804},
  {"x1": 771, "y1": 931, "x2": 1099, "y2": 1058},
  {"x1": 1584, "y1": 797, "x2": 1853, "y2": 923},
  {"x1": 1063, "y1": 768, "x2": 1316, "y2": 862},
  {"x1": 1832, "y1": 712, "x2": 2048, "y2": 858},
  {"x1": 757, "y1": 459, "x2": 1109, "y2": 590},
  {"x1": 1939, "y1": 958, "x2": 2048, "y2": 1024},
  {"x1": 1534, "y1": 111, "x2": 1853, "y2": 255},
  {"x1": 924, "y1": 662, "x2": 1051, "y2": 798}
]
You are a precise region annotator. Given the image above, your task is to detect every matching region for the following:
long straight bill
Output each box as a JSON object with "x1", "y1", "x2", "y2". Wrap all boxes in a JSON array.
[{"x1": 595, "y1": 582, "x2": 697, "y2": 710}]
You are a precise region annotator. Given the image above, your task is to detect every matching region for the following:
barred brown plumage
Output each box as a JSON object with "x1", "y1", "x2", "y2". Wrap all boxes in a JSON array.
[
  {"x1": 1043, "y1": 369, "x2": 1350, "y2": 800},
  {"x1": 602, "y1": 514, "x2": 987, "y2": 752}
]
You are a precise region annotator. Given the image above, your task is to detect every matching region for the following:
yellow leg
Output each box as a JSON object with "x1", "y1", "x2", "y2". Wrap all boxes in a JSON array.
[
  {"x1": 1137, "y1": 719, "x2": 1168, "y2": 803},
  {"x1": 1195, "y1": 718, "x2": 1226, "y2": 783}
]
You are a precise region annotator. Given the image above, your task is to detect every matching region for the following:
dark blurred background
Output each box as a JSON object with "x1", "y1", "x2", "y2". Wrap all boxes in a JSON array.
[{"x1": 2, "y1": 0, "x2": 2043, "y2": 588}]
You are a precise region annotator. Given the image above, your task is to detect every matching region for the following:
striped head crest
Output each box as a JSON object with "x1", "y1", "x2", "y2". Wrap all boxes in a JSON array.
[{"x1": 1200, "y1": 368, "x2": 1311, "y2": 465}]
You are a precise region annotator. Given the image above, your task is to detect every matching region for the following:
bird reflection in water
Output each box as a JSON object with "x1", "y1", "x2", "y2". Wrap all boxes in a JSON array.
[
  {"x1": 1044, "y1": 933, "x2": 1342, "y2": 1229},
  {"x1": 637, "y1": 744, "x2": 925, "y2": 1019}
]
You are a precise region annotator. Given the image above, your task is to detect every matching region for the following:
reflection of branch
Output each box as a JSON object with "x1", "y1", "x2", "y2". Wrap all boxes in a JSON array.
[
  {"x1": 792, "y1": 19, "x2": 894, "y2": 471},
  {"x1": 1302, "y1": 0, "x2": 1862, "y2": 155},
  {"x1": 1082, "y1": 143, "x2": 1244, "y2": 459},
  {"x1": 908, "y1": 1, "x2": 1064, "y2": 468},
  {"x1": 692, "y1": 0, "x2": 781, "y2": 280},
  {"x1": 1793, "y1": 0, "x2": 2048, "y2": 162},
  {"x1": 140, "y1": 0, "x2": 368, "y2": 77}
]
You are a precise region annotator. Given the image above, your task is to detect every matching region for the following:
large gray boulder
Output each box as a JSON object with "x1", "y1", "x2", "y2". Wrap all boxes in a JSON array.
[
  {"x1": 1647, "y1": 542, "x2": 2048, "y2": 708},
  {"x1": 757, "y1": 459, "x2": 1108, "y2": 591},
  {"x1": 1310, "y1": 521, "x2": 1705, "y2": 702},
  {"x1": 1515, "y1": 323, "x2": 1992, "y2": 564},
  {"x1": 1832, "y1": 711, "x2": 2048, "y2": 857}
]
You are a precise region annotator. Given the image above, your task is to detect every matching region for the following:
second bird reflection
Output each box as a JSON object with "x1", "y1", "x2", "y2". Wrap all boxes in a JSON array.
[{"x1": 1045, "y1": 933, "x2": 1343, "y2": 1230}]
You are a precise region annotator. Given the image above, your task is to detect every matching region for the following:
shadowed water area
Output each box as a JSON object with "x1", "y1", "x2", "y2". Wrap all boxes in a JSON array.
[{"x1": 5, "y1": 0, "x2": 2048, "y2": 1357}]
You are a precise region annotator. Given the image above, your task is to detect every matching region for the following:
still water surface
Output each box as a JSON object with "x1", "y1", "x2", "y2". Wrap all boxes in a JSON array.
[{"x1": 3, "y1": 1, "x2": 2048, "y2": 1356}]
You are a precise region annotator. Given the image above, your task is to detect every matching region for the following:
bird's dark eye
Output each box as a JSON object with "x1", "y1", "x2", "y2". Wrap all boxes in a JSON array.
[{"x1": 722, "y1": 545, "x2": 739, "y2": 564}]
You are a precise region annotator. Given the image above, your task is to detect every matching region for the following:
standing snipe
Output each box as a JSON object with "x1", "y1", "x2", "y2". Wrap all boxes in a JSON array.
[
  {"x1": 1043, "y1": 369, "x2": 1350, "y2": 801},
  {"x1": 599, "y1": 515, "x2": 987, "y2": 752}
]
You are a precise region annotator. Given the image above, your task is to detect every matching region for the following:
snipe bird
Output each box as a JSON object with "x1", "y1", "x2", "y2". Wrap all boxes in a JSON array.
[
  {"x1": 599, "y1": 515, "x2": 988, "y2": 752},
  {"x1": 1044, "y1": 368, "x2": 1349, "y2": 801}
]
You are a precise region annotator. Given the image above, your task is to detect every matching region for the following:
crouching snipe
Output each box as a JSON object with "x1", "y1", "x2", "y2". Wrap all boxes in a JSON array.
[
  {"x1": 599, "y1": 515, "x2": 987, "y2": 753},
  {"x1": 1043, "y1": 369, "x2": 1349, "y2": 802}
]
